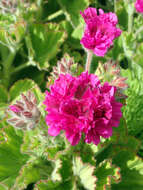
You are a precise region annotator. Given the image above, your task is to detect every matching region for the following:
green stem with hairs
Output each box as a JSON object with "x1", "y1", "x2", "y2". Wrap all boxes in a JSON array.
[
  {"x1": 45, "y1": 10, "x2": 63, "y2": 21},
  {"x1": 85, "y1": 51, "x2": 93, "y2": 73},
  {"x1": 128, "y1": 3, "x2": 134, "y2": 33}
]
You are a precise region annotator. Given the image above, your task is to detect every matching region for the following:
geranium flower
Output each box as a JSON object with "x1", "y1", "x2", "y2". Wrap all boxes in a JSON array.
[
  {"x1": 44, "y1": 72, "x2": 122, "y2": 146},
  {"x1": 135, "y1": 0, "x2": 143, "y2": 13},
  {"x1": 80, "y1": 7, "x2": 122, "y2": 57}
]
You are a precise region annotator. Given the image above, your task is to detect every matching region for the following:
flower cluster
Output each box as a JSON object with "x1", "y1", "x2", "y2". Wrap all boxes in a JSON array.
[
  {"x1": 7, "y1": 91, "x2": 41, "y2": 130},
  {"x1": 135, "y1": 0, "x2": 143, "y2": 13},
  {"x1": 44, "y1": 72, "x2": 122, "y2": 146},
  {"x1": 80, "y1": 8, "x2": 122, "y2": 57}
]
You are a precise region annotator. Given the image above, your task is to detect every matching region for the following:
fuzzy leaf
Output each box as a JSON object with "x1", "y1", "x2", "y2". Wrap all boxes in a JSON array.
[
  {"x1": 95, "y1": 161, "x2": 121, "y2": 190},
  {"x1": 9, "y1": 79, "x2": 37, "y2": 101},
  {"x1": 73, "y1": 156, "x2": 97, "y2": 190},
  {"x1": 122, "y1": 65, "x2": 143, "y2": 136},
  {"x1": 13, "y1": 158, "x2": 53, "y2": 190},
  {"x1": 112, "y1": 156, "x2": 143, "y2": 190},
  {"x1": 34, "y1": 179, "x2": 73, "y2": 190},
  {"x1": 0, "y1": 120, "x2": 29, "y2": 189},
  {"x1": 26, "y1": 23, "x2": 66, "y2": 70}
]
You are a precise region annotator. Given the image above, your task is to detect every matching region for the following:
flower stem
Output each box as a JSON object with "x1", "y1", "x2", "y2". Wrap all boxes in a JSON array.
[
  {"x1": 85, "y1": 51, "x2": 93, "y2": 73},
  {"x1": 45, "y1": 10, "x2": 63, "y2": 21},
  {"x1": 128, "y1": 3, "x2": 134, "y2": 33}
]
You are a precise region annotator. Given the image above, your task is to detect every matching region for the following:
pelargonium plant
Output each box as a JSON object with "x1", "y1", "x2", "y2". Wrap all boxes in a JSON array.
[{"x1": 5, "y1": 5, "x2": 139, "y2": 190}]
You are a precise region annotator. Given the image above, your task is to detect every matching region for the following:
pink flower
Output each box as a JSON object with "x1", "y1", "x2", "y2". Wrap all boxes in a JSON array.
[
  {"x1": 80, "y1": 7, "x2": 122, "y2": 57},
  {"x1": 44, "y1": 72, "x2": 123, "y2": 146},
  {"x1": 135, "y1": 0, "x2": 143, "y2": 13}
]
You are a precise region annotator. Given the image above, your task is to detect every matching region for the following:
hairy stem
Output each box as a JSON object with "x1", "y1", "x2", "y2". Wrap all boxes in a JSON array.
[
  {"x1": 45, "y1": 10, "x2": 63, "y2": 21},
  {"x1": 12, "y1": 62, "x2": 29, "y2": 74},
  {"x1": 85, "y1": 51, "x2": 93, "y2": 73},
  {"x1": 128, "y1": 3, "x2": 134, "y2": 33}
]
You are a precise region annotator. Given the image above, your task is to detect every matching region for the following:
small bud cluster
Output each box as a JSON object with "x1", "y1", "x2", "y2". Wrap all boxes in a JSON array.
[
  {"x1": 96, "y1": 60, "x2": 128, "y2": 99},
  {"x1": 52, "y1": 53, "x2": 77, "y2": 79},
  {"x1": 7, "y1": 91, "x2": 41, "y2": 131},
  {"x1": 0, "y1": 0, "x2": 28, "y2": 14}
]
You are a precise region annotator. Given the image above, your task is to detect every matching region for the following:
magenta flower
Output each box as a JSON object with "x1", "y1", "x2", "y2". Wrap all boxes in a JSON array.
[
  {"x1": 44, "y1": 72, "x2": 122, "y2": 146},
  {"x1": 80, "y1": 7, "x2": 122, "y2": 57},
  {"x1": 135, "y1": 0, "x2": 143, "y2": 13}
]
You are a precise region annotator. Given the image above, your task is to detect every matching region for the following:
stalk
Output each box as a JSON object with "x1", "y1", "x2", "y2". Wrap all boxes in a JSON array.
[
  {"x1": 85, "y1": 51, "x2": 93, "y2": 73},
  {"x1": 128, "y1": 3, "x2": 134, "y2": 33}
]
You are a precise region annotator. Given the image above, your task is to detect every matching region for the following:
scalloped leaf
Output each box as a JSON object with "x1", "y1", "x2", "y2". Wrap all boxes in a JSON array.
[
  {"x1": 114, "y1": 0, "x2": 128, "y2": 30},
  {"x1": 95, "y1": 161, "x2": 121, "y2": 190},
  {"x1": 26, "y1": 23, "x2": 66, "y2": 70},
  {"x1": 34, "y1": 179, "x2": 73, "y2": 190},
  {"x1": 9, "y1": 79, "x2": 37, "y2": 101},
  {"x1": 13, "y1": 158, "x2": 53, "y2": 190},
  {"x1": 73, "y1": 156, "x2": 97, "y2": 190},
  {"x1": 112, "y1": 156, "x2": 143, "y2": 190},
  {"x1": 0, "y1": 120, "x2": 29, "y2": 189},
  {"x1": 95, "y1": 118, "x2": 140, "y2": 166},
  {"x1": 34, "y1": 180, "x2": 60, "y2": 190}
]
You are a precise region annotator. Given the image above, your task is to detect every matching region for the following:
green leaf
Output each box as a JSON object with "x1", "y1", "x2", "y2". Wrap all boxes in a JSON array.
[
  {"x1": 112, "y1": 156, "x2": 143, "y2": 190},
  {"x1": 13, "y1": 158, "x2": 53, "y2": 190},
  {"x1": 122, "y1": 65, "x2": 143, "y2": 136},
  {"x1": 0, "y1": 120, "x2": 29, "y2": 189},
  {"x1": 121, "y1": 32, "x2": 135, "y2": 59},
  {"x1": 95, "y1": 161, "x2": 121, "y2": 190},
  {"x1": 133, "y1": 43, "x2": 143, "y2": 68},
  {"x1": 34, "y1": 180, "x2": 59, "y2": 190},
  {"x1": 72, "y1": 22, "x2": 84, "y2": 39},
  {"x1": 34, "y1": 157, "x2": 72, "y2": 190},
  {"x1": 9, "y1": 79, "x2": 37, "y2": 101},
  {"x1": 26, "y1": 23, "x2": 66, "y2": 70},
  {"x1": 73, "y1": 156, "x2": 97, "y2": 190},
  {"x1": 114, "y1": 0, "x2": 128, "y2": 30},
  {"x1": 57, "y1": 0, "x2": 90, "y2": 27},
  {"x1": 34, "y1": 180, "x2": 70, "y2": 190}
]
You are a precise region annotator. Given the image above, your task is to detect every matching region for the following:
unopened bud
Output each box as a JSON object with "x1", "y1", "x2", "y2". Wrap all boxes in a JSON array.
[
  {"x1": 7, "y1": 91, "x2": 41, "y2": 130},
  {"x1": 95, "y1": 60, "x2": 128, "y2": 99},
  {"x1": 52, "y1": 53, "x2": 78, "y2": 79}
]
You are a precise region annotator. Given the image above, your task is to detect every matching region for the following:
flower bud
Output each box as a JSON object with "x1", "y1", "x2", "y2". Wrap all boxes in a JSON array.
[
  {"x1": 7, "y1": 91, "x2": 41, "y2": 130},
  {"x1": 52, "y1": 53, "x2": 77, "y2": 79},
  {"x1": 95, "y1": 60, "x2": 128, "y2": 99}
]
